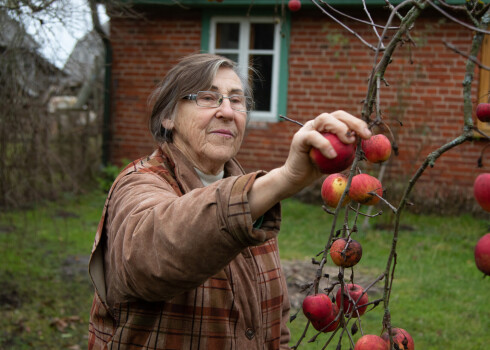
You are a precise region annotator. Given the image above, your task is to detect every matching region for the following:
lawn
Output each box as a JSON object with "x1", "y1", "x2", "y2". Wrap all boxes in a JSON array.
[
  {"x1": 0, "y1": 191, "x2": 488, "y2": 349},
  {"x1": 280, "y1": 199, "x2": 490, "y2": 349}
]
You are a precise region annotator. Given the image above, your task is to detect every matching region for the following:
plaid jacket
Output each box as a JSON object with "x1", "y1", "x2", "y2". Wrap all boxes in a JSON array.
[{"x1": 88, "y1": 143, "x2": 291, "y2": 349}]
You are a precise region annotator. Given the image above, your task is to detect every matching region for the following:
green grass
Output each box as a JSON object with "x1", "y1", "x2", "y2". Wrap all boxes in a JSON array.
[
  {"x1": 0, "y1": 191, "x2": 106, "y2": 349},
  {"x1": 0, "y1": 194, "x2": 489, "y2": 349},
  {"x1": 280, "y1": 199, "x2": 490, "y2": 349}
]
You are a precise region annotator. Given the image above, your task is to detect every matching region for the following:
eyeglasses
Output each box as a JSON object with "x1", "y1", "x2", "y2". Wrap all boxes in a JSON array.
[{"x1": 183, "y1": 91, "x2": 251, "y2": 112}]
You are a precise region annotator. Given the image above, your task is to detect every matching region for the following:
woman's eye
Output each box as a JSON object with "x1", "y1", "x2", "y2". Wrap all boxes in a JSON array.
[
  {"x1": 200, "y1": 94, "x2": 218, "y2": 101},
  {"x1": 230, "y1": 96, "x2": 243, "y2": 104}
]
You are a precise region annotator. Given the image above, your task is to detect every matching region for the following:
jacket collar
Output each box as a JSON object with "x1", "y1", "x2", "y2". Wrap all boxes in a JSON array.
[{"x1": 159, "y1": 142, "x2": 245, "y2": 193}]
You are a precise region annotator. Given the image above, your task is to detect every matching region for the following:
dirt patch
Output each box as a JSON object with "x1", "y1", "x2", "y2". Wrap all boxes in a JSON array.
[
  {"x1": 0, "y1": 272, "x2": 25, "y2": 309},
  {"x1": 57, "y1": 255, "x2": 381, "y2": 312},
  {"x1": 61, "y1": 255, "x2": 90, "y2": 281},
  {"x1": 281, "y1": 259, "x2": 383, "y2": 312}
]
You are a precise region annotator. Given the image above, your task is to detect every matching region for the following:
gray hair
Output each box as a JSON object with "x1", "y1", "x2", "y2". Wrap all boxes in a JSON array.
[{"x1": 148, "y1": 53, "x2": 253, "y2": 143}]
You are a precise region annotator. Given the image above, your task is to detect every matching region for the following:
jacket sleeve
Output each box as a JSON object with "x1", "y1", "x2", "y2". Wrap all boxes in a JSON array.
[{"x1": 104, "y1": 170, "x2": 281, "y2": 303}]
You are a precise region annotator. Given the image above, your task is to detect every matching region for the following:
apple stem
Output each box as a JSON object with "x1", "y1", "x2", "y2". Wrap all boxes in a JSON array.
[{"x1": 369, "y1": 192, "x2": 398, "y2": 213}]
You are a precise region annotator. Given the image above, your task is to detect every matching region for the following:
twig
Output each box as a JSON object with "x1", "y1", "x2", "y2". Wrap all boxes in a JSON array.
[
  {"x1": 443, "y1": 41, "x2": 490, "y2": 71},
  {"x1": 369, "y1": 192, "x2": 398, "y2": 213},
  {"x1": 473, "y1": 126, "x2": 490, "y2": 140},
  {"x1": 311, "y1": 0, "x2": 379, "y2": 51},
  {"x1": 362, "y1": 0, "x2": 385, "y2": 48},
  {"x1": 317, "y1": 0, "x2": 400, "y2": 30},
  {"x1": 279, "y1": 115, "x2": 304, "y2": 127},
  {"x1": 290, "y1": 320, "x2": 312, "y2": 350},
  {"x1": 348, "y1": 205, "x2": 383, "y2": 218},
  {"x1": 426, "y1": 0, "x2": 490, "y2": 34}
]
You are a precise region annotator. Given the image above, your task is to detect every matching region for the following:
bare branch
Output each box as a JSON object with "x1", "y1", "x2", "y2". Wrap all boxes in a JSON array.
[
  {"x1": 426, "y1": 0, "x2": 490, "y2": 34},
  {"x1": 311, "y1": 0, "x2": 379, "y2": 51},
  {"x1": 279, "y1": 115, "x2": 304, "y2": 127},
  {"x1": 317, "y1": 0, "x2": 400, "y2": 30},
  {"x1": 443, "y1": 41, "x2": 490, "y2": 71},
  {"x1": 362, "y1": 0, "x2": 384, "y2": 47}
]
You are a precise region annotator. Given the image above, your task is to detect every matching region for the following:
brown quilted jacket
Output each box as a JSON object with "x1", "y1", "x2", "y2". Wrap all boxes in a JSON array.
[{"x1": 88, "y1": 143, "x2": 291, "y2": 349}]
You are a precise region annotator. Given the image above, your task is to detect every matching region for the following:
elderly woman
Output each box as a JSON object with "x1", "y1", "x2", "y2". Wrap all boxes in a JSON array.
[{"x1": 88, "y1": 53, "x2": 371, "y2": 350}]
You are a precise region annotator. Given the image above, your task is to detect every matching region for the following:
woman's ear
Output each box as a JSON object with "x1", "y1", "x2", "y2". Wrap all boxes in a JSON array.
[{"x1": 162, "y1": 119, "x2": 174, "y2": 130}]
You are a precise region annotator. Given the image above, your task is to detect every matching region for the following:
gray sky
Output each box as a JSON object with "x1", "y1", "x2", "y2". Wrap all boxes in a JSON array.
[{"x1": 26, "y1": 0, "x2": 108, "y2": 68}]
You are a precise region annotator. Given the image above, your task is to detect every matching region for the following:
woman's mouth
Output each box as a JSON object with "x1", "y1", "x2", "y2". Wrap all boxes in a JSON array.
[{"x1": 211, "y1": 129, "x2": 234, "y2": 138}]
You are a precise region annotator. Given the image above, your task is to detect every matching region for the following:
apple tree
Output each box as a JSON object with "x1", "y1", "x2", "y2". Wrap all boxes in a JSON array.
[{"x1": 283, "y1": 1, "x2": 490, "y2": 349}]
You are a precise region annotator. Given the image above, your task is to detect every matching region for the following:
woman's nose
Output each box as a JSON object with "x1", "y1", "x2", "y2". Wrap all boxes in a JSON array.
[{"x1": 216, "y1": 98, "x2": 235, "y2": 120}]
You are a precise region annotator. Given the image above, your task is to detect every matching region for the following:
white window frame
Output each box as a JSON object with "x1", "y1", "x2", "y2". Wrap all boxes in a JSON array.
[{"x1": 209, "y1": 16, "x2": 281, "y2": 122}]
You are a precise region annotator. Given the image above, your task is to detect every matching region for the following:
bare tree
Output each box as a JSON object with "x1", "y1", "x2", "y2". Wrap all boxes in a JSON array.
[
  {"x1": 0, "y1": 0, "x2": 105, "y2": 208},
  {"x1": 288, "y1": 1, "x2": 490, "y2": 349}
]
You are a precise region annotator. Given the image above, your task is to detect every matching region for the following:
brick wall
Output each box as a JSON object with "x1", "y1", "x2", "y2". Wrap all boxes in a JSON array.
[
  {"x1": 109, "y1": 7, "x2": 487, "y2": 204},
  {"x1": 109, "y1": 8, "x2": 202, "y2": 162}
]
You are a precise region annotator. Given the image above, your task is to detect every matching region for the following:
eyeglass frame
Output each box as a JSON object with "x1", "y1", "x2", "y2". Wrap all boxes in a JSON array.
[{"x1": 182, "y1": 91, "x2": 252, "y2": 112}]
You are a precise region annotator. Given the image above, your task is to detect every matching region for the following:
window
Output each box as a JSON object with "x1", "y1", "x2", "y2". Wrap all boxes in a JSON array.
[
  {"x1": 477, "y1": 33, "x2": 490, "y2": 135},
  {"x1": 205, "y1": 15, "x2": 289, "y2": 123}
]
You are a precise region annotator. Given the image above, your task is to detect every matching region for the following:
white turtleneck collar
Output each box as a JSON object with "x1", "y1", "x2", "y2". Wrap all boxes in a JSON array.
[{"x1": 194, "y1": 167, "x2": 224, "y2": 187}]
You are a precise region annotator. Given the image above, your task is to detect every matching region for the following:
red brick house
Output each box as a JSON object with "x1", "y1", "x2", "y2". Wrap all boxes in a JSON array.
[{"x1": 105, "y1": 0, "x2": 490, "y2": 212}]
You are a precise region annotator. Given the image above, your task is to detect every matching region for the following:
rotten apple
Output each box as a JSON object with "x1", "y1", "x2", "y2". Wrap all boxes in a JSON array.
[
  {"x1": 321, "y1": 173, "x2": 350, "y2": 208},
  {"x1": 476, "y1": 103, "x2": 490, "y2": 123},
  {"x1": 302, "y1": 293, "x2": 332, "y2": 323},
  {"x1": 329, "y1": 237, "x2": 362, "y2": 268},
  {"x1": 381, "y1": 327, "x2": 414, "y2": 350},
  {"x1": 474, "y1": 173, "x2": 490, "y2": 212},
  {"x1": 311, "y1": 303, "x2": 340, "y2": 333},
  {"x1": 309, "y1": 133, "x2": 356, "y2": 174},
  {"x1": 354, "y1": 334, "x2": 389, "y2": 350},
  {"x1": 348, "y1": 173, "x2": 383, "y2": 205},
  {"x1": 361, "y1": 134, "x2": 392, "y2": 163},
  {"x1": 475, "y1": 233, "x2": 490, "y2": 276},
  {"x1": 336, "y1": 283, "x2": 368, "y2": 317}
]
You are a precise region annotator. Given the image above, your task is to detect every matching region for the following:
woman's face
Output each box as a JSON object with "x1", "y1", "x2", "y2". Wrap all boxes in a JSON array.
[{"x1": 171, "y1": 67, "x2": 248, "y2": 175}]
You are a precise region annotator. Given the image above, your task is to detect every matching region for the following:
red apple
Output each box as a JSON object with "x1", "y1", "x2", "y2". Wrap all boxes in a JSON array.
[
  {"x1": 474, "y1": 173, "x2": 490, "y2": 212},
  {"x1": 348, "y1": 174, "x2": 383, "y2": 205},
  {"x1": 336, "y1": 283, "x2": 368, "y2": 317},
  {"x1": 381, "y1": 327, "x2": 414, "y2": 350},
  {"x1": 311, "y1": 303, "x2": 340, "y2": 333},
  {"x1": 321, "y1": 173, "x2": 350, "y2": 208},
  {"x1": 309, "y1": 133, "x2": 356, "y2": 174},
  {"x1": 288, "y1": 0, "x2": 301, "y2": 12},
  {"x1": 329, "y1": 237, "x2": 362, "y2": 268},
  {"x1": 361, "y1": 134, "x2": 392, "y2": 163},
  {"x1": 475, "y1": 233, "x2": 490, "y2": 276},
  {"x1": 354, "y1": 334, "x2": 389, "y2": 350},
  {"x1": 476, "y1": 103, "x2": 490, "y2": 123},
  {"x1": 302, "y1": 293, "x2": 332, "y2": 323}
]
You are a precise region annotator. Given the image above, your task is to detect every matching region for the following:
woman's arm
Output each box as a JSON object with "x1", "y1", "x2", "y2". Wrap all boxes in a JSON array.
[{"x1": 248, "y1": 111, "x2": 371, "y2": 221}]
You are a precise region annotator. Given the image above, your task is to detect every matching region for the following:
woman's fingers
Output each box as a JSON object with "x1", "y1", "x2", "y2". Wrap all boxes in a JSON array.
[
  {"x1": 311, "y1": 111, "x2": 371, "y2": 144},
  {"x1": 306, "y1": 129, "x2": 338, "y2": 158}
]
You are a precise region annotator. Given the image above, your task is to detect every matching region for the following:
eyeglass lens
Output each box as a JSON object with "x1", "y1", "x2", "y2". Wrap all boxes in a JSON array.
[{"x1": 196, "y1": 91, "x2": 248, "y2": 111}]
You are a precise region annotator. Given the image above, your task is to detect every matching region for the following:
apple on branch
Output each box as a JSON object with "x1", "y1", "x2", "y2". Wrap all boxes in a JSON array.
[
  {"x1": 309, "y1": 133, "x2": 356, "y2": 174},
  {"x1": 311, "y1": 303, "x2": 340, "y2": 333},
  {"x1": 321, "y1": 173, "x2": 350, "y2": 208},
  {"x1": 329, "y1": 237, "x2": 362, "y2": 268},
  {"x1": 302, "y1": 293, "x2": 333, "y2": 324},
  {"x1": 348, "y1": 173, "x2": 383, "y2": 205},
  {"x1": 354, "y1": 334, "x2": 389, "y2": 350},
  {"x1": 381, "y1": 327, "x2": 415, "y2": 350},
  {"x1": 474, "y1": 173, "x2": 490, "y2": 212},
  {"x1": 335, "y1": 283, "x2": 368, "y2": 317},
  {"x1": 476, "y1": 103, "x2": 490, "y2": 123},
  {"x1": 361, "y1": 134, "x2": 392, "y2": 163},
  {"x1": 475, "y1": 233, "x2": 490, "y2": 276},
  {"x1": 288, "y1": 0, "x2": 301, "y2": 12}
]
